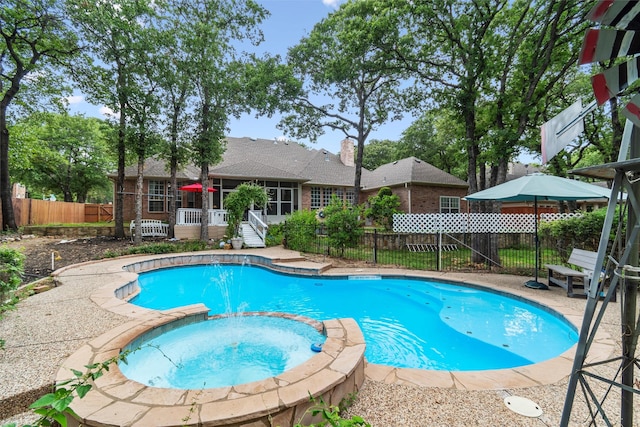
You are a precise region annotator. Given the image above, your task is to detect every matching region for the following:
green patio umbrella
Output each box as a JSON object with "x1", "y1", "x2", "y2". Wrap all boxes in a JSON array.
[{"x1": 465, "y1": 174, "x2": 611, "y2": 289}]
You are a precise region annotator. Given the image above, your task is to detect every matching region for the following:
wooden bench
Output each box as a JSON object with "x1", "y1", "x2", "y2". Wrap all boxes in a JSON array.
[
  {"x1": 129, "y1": 219, "x2": 169, "y2": 239},
  {"x1": 545, "y1": 248, "x2": 598, "y2": 298}
]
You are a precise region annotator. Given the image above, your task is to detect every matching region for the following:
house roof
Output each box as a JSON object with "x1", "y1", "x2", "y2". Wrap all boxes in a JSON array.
[
  {"x1": 363, "y1": 157, "x2": 468, "y2": 190},
  {"x1": 118, "y1": 137, "x2": 467, "y2": 189},
  {"x1": 116, "y1": 159, "x2": 201, "y2": 180},
  {"x1": 211, "y1": 137, "x2": 360, "y2": 186},
  {"x1": 507, "y1": 162, "x2": 542, "y2": 181}
]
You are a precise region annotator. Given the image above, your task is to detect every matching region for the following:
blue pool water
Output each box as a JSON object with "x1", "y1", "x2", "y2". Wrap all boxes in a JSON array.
[
  {"x1": 120, "y1": 316, "x2": 324, "y2": 389},
  {"x1": 130, "y1": 264, "x2": 578, "y2": 371}
]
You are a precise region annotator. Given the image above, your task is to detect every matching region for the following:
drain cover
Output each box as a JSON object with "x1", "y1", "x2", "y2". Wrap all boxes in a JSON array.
[{"x1": 504, "y1": 396, "x2": 543, "y2": 417}]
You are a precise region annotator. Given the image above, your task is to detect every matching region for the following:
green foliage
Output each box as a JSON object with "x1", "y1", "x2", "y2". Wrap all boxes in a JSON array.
[
  {"x1": 0, "y1": 0, "x2": 79, "y2": 231},
  {"x1": 283, "y1": 210, "x2": 319, "y2": 251},
  {"x1": 104, "y1": 241, "x2": 210, "y2": 258},
  {"x1": 0, "y1": 247, "x2": 24, "y2": 305},
  {"x1": 3, "y1": 351, "x2": 132, "y2": 427},
  {"x1": 323, "y1": 196, "x2": 363, "y2": 256},
  {"x1": 398, "y1": 110, "x2": 467, "y2": 180},
  {"x1": 265, "y1": 222, "x2": 285, "y2": 247},
  {"x1": 364, "y1": 187, "x2": 401, "y2": 231},
  {"x1": 224, "y1": 183, "x2": 269, "y2": 238},
  {"x1": 10, "y1": 113, "x2": 116, "y2": 203},
  {"x1": 292, "y1": 394, "x2": 370, "y2": 427},
  {"x1": 539, "y1": 207, "x2": 620, "y2": 256},
  {"x1": 361, "y1": 139, "x2": 398, "y2": 170}
]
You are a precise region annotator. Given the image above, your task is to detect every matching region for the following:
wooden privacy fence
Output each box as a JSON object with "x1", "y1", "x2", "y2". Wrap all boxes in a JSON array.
[
  {"x1": 84, "y1": 203, "x2": 113, "y2": 222},
  {"x1": 2, "y1": 199, "x2": 113, "y2": 226}
]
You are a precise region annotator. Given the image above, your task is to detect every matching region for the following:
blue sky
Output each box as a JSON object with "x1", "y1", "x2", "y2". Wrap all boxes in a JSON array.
[{"x1": 67, "y1": 0, "x2": 416, "y2": 156}]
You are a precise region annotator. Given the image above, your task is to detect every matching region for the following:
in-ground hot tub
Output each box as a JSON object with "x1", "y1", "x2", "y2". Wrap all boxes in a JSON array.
[
  {"x1": 120, "y1": 313, "x2": 327, "y2": 389},
  {"x1": 57, "y1": 306, "x2": 365, "y2": 427}
]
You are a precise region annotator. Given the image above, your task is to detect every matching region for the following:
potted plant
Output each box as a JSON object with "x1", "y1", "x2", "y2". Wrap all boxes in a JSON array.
[{"x1": 224, "y1": 183, "x2": 268, "y2": 249}]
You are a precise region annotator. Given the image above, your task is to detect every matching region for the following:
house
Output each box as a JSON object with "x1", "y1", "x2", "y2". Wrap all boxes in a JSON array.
[
  {"x1": 361, "y1": 157, "x2": 468, "y2": 213},
  {"x1": 114, "y1": 137, "x2": 469, "y2": 239}
]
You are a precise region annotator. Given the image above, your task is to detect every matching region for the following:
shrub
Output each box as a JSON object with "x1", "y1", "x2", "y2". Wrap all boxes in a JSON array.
[
  {"x1": 283, "y1": 210, "x2": 318, "y2": 251},
  {"x1": 0, "y1": 246, "x2": 24, "y2": 305},
  {"x1": 364, "y1": 186, "x2": 401, "y2": 231},
  {"x1": 323, "y1": 196, "x2": 363, "y2": 256},
  {"x1": 104, "y1": 241, "x2": 210, "y2": 258},
  {"x1": 539, "y1": 207, "x2": 622, "y2": 257},
  {"x1": 265, "y1": 222, "x2": 285, "y2": 247}
]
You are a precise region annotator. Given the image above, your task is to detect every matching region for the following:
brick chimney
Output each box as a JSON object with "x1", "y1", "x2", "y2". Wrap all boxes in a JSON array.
[{"x1": 340, "y1": 139, "x2": 355, "y2": 167}]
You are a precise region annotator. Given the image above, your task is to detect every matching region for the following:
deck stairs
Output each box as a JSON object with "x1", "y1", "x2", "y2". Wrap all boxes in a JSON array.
[{"x1": 241, "y1": 222, "x2": 265, "y2": 248}]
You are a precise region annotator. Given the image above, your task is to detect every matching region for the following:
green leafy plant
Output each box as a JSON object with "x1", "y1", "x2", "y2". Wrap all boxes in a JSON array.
[
  {"x1": 0, "y1": 246, "x2": 24, "y2": 302},
  {"x1": 224, "y1": 183, "x2": 269, "y2": 238},
  {"x1": 0, "y1": 351, "x2": 132, "y2": 427},
  {"x1": 0, "y1": 247, "x2": 25, "y2": 344},
  {"x1": 292, "y1": 394, "x2": 370, "y2": 427},
  {"x1": 364, "y1": 187, "x2": 401, "y2": 231},
  {"x1": 539, "y1": 207, "x2": 622, "y2": 257},
  {"x1": 104, "y1": 240, "x2": 211, "y2": 258},
  {"x1": 283, "y1": 209, "x2": 319, "y2": 251},
  {"x1": 323, "y1": 196, "x2": 363, "y2": 256},
  {"x1": 265, "y1": 222, "x2": 285, "y2": 247}
]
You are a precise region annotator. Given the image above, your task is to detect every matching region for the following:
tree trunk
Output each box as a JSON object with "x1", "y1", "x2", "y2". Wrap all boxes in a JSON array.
[
  {"x1": 168, "y1": 155, "x2": 177, "y2": 239},
  {"x1": 134, "y1": 157, "x2": 144, "y2": 245},
  {"x1": 199, "y1": 165, "x2": 209, "y2": 241},
  {"x1": 0, "y1": 109, "x2": 17, "y2": 231},
  {"x1": 114, "y1": 113, "x2": 126, "y2": 239},
  {"x1": 353, "y1": 137, "x2": 365, "y2": 204}
]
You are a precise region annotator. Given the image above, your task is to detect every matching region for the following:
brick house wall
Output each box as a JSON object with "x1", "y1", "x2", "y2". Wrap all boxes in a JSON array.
[
  {"x1": 120, "y1": 179, "x2": 187, "y2": 222},
  {"x1": 361, "y1": 184, "x2": 468, "y2": 213}
]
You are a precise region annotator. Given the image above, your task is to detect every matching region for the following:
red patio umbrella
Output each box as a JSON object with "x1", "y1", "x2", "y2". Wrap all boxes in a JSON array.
[{"x1": 178, "y1": 183, "x2": 217, "y2": 192}]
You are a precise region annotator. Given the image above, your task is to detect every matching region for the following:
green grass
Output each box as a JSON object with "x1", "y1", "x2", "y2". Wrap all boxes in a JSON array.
[{"x1": 299, "y1": 237, "x2": 563, "y2": 274}]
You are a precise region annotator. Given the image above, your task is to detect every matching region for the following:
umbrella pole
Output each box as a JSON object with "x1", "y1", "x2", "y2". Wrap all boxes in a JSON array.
[
  {"x1": 535, "y1": 199, "x2": 539, "y2": 282},
  {"x1": 526, "y1": 197, "x2": 548, "y2": 289}
]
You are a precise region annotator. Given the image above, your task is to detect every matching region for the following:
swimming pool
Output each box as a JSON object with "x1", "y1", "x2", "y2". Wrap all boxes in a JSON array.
[{"x1": 131, "y1": 264, "x2": 578, "y2": 371}]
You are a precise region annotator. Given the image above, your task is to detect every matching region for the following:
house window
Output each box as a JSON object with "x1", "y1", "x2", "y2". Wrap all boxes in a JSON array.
[
  {"x1": 168, "y1": 183, "x2": 182, "y2": 211},
  {"x1": 323, "y1": 187, "x2": 335, "y2": 205},
  {"x1": 346, "y1": 189, "x2": 355, "y2": 205},
  {"x1": 440, "y1": 196, "x2": 460, "y2": 213},
  {"x1": 148, "y1": 180, "x2": 165, "y2": 212},
  {"x1": 311, "y1": 187, "x2": 321, "y2": 209}
]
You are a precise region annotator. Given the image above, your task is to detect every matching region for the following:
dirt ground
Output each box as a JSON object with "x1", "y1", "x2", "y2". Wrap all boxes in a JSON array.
[
  {"x1": 1, "y1": 235, "x2": 137, "y2": 284},
  {"x1": 0, "y1": 233, "x2": 373, "y2": 286}
]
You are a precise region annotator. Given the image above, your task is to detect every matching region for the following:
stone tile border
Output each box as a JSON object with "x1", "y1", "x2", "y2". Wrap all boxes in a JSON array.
[
  {"x1": 60, "y1": 250, "x2": 614, "y2": 399},
  {"x1": 57, "y1": 304, "x2": 365, "y2": 427}
]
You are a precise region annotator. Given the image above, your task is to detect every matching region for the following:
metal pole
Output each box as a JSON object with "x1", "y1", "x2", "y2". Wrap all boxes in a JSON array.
[
  {"x1": 438, "y1": 213, "x2": 442, "y2": 271},
  {"x1": 620, "y1": 266, "x2": 638, "y2": 427},
  {"x1": 534, "y1": 197, "x2": 539, "y2": 283},
  {"x1": 621, "y1": 129, "x2": 640, "y2": 426},
  {"x1": 373, "y1": 229, "x2": 378, "y2": 265}
]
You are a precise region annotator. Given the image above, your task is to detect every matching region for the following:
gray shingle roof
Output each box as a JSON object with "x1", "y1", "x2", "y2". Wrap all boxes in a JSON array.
[
  {"x1": 117, "y1": 158, "x2": 200, "y2": 180},
  {"x1": 363, "y1": 157, "x2": 468, "y2": 190},
  {"x1": 118, "y1": 138, "x2": 466, "y2": 189}
]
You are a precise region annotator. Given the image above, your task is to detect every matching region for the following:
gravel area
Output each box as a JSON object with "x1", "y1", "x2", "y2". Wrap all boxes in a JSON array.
[{"x1": 1, "y1": 251, "x2": 638, "y2": 426}]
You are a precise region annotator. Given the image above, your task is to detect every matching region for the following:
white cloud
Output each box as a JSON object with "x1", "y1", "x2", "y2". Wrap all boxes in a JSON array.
[
  {"x1": 322, "y1": 0, "x2": 342, "y2": 8},
  {"x1": 66, "y1": 95, "x2": 84, "y2": 105},
  {"x1": 99, "y1": 106, "x2": 119, "y2": 118}
]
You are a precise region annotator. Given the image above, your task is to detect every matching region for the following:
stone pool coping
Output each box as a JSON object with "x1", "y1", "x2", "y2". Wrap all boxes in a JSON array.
[
  {"x1": 57, "y1": 304, "x2": 365, "y2": 427},
  {"x1": 59, "y1": 248, "x2": 614, "y2": 395}
]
